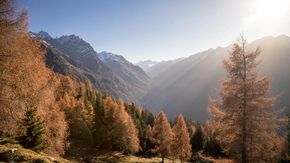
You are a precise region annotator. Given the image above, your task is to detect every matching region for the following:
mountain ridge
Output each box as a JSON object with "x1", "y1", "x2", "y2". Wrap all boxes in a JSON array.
[
  {"x1": 142, "y1": 35, "x2": 290, "y2": 121},
  {"x1": 35, "y1": 31, "x2": 150, "y2": 103}
]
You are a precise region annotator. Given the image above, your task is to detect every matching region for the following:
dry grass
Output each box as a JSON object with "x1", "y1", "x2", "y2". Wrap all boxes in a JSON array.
[
  {"x1": 197, "y1": 151, "x2": 233, "y2": 163},
  {"x1": 65, "y1": 145, "x2": 189, "y2": 163},
  {"x1": 0, "y1": 141, "x2": 233, "y2": 163},
  {"x1": 0, "y1": 143, "x2": 72, "y2": 163},
  {"x1": 93, "y1": 152, "x2": 190, "y2": 163}
]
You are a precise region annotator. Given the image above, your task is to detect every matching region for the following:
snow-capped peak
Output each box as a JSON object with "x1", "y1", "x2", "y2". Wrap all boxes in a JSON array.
[{"x1": 97, "y1": 51, "x2": 123, "y2": 63}]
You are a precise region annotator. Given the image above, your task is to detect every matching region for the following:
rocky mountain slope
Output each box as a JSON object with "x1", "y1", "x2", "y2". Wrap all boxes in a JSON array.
[
  {"x1": 98, "y1": 51, "x2": 150, "y2": 97},
  {"x1": 36, "y1": 31, "x2": 150, "y2": 102}
]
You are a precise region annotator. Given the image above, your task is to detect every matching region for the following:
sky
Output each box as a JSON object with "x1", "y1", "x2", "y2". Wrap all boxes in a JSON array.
[{"x1": 19, "y1": 0, "x2": 290, "y2": 63}]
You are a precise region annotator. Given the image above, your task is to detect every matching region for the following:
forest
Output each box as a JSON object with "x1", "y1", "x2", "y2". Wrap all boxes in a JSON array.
[{"x1": 0, "y1": 0, "x2": 289, "y2": 163}]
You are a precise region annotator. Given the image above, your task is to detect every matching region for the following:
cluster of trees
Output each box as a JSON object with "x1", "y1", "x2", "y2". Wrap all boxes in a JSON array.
[
  {"x1": 75, "y1": 82, "x2": 193, "y2": 162},
  {"x1": 1, "y1": 0, "x2": 289, "y2": 162},
  {"x1": 149, "y1": 112, "x2": 191, "y2": 162},
  {"x1": 0, "y1": 1, "x2": 196, "y2": 160},
  {"x1": 76, "y1": 82, "x2": 141, "y2": 153}
]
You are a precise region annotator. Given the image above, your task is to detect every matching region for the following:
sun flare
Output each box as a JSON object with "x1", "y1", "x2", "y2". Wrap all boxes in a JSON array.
[
  {"x1": 254, "y1": 0, "x2": 289, "y2": 20},
  {"x1": 243, "y1": 0, "x2": 289, "y2": 36}
]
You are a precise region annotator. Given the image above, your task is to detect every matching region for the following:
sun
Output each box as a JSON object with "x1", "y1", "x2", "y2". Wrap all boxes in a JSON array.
[
  {"x1": 243, "y1": 0, "x2": 289, "y2": 35},
  {"x1": 254, "y1": 0, "x2": 289, "y2": 20}
]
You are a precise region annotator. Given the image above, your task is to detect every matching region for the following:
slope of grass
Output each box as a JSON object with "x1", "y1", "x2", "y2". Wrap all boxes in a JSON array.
[
  {"x1": 65, "y1": 145, "x2": 186, "y2": 163},
  {"x1": 0, "y1": 138, "x2": 233, "y2": 163},
  {"x1": 196, "y1": 151, "x2": 233, "y2": 163},
  {"x1": 0, "y1": 138, "x2": 72, "y2": 163},
  {"x1": 94, "y1": 152, "x2": 176, "y2": 163}
]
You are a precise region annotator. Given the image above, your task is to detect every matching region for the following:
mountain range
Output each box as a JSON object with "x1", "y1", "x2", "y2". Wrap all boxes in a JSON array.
[
  {"x1": 35, "y1": 31, "x2": 290, "y2": 122},
  {"x1": 35, "y1": 31, "x2": 150, "y2": 103},
  {"x1": 141, "y1": 35, "x2": 290, "y2": 121},
  {"x1": 136, "y1": 58, "x2": 185, "y2": 79},
  {"x1": 135, "y1": 60, "x2": 158, "y2": 72}
]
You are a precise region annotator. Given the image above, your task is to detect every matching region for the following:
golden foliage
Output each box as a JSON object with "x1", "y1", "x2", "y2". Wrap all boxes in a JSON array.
[
  {"x1": 103, "y1": 97, "x2": 139, "y2": 153},
  {"x1": 0, "y1": 0, "x2": 68, "y2": 155},
  {"x1": 152, "y1": 111, "x2": 173, "y2": 161},
  {"x1": 208, "y1": 36, "x2": 283, "y2": 162},
  {"x1": 172, "y1": 114, "x2": 192, "y2": 162}
]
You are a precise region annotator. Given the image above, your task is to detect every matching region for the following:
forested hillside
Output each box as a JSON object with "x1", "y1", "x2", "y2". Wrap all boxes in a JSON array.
[{"x1": 0, "y1": 0, "x2": 289, "y2": 163}]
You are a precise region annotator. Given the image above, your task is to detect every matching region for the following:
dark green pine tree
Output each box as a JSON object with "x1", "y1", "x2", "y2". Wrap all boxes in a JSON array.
[
  {"x1": 22, "y1": 106, "x2": 47, "y2": 152},
  {"x1": 92, "y1": 93, "x2": 107, "y2": 147},
  {"x1": 191, "y1": 123, "x2": 204, "y2": 153}
]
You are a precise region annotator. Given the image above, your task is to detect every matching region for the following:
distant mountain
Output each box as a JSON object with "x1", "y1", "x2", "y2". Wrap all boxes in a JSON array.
[
  {"x1": 135, "y1": 60, "x2": 158, "y2": 72},
  {"x1": 97, "y1": 51, "x2": 150, "y2": 97},
  {"x1": 44, "y1": 41, "x2": 96, "y2": 83},
  {"x1": 35, "y1": 31, "x2": 150, "y2": 102},
  {"x1": 142, "y1": 35, "x2": 290, "y2": 121},
  {"x1": 135, "y1": 59, "x2": 185, "y2": 78},
  {"x1": 145, "y1": 58, "x2": 185, "y2": 78}
]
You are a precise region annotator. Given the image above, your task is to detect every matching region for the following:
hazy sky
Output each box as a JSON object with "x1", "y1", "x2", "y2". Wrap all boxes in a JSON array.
[{"x1": 20, "y1": 0, "x2": 290, "y2": 63}]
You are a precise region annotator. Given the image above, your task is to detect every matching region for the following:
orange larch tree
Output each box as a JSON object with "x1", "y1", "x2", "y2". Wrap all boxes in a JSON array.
[
  {"x1": 152, "y1": 111, "x2": 173, "y2": 163},
  {"x1": 172, "y1": 114, "x2": 192, "y2": 163},
  {"x1": 0, "y1": 0, "x2": 68, "y2": 155},
  {"x1": 103, "y1": 97, "x2": 139, "y2": 153},
  {"x1": 208, "y1": 36, "x2": 281, "y2": 162}
]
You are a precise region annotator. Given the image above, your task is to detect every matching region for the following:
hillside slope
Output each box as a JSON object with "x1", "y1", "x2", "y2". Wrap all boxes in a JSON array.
[
  {"x1": 142, "y1": 35, "x2": 290, "y2": 121},
  {"x1": 36, "y1": 31, "x2": 150, "y2": 102}
]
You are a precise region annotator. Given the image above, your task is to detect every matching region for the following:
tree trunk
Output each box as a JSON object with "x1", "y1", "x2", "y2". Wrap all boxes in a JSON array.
[
  {"x1": 161, "y1": 154, "x2": 164, "y2": 163},
  {"x1": 241, "y1": 40, "x2": 247, "y2": 163}
]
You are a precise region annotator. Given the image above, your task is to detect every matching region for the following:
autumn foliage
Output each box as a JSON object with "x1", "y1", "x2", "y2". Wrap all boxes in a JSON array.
[
  {"x1": 208, "y1": 36, "x2": 283, "y2": 162},
  {"x1": 0, "y1": 1, "x2": 288, "y2": 162},
  {"x1": 172, "y1": 114, "x2": 192, "y2": 162},
  {"x1": 152, "y1": 111, "x2": 173, "y2": 162},
  {"x1": 0, "y1": 0, "x2": 68, "y2": 155},
  {"x1": 103, "y1": 97, "x2": 139, "y2": 153}
]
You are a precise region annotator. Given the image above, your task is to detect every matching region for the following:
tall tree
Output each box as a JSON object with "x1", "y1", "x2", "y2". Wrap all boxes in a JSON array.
[
  {"x1": 209, "y1": 36, "x2": 281, "y2": 162},
  {"x1": 172, "y1": 114, "x2": 192, "y2": 162},
  {"x1": 103, "y1": 97, "x2": 139, "y2": 153},
  {"x1": 143, "y1": 124, "x2": 155, "y2": 153},
  {"x1": 0, "y1": 0, "x2": 30, "y2": 135},
  {"x1": 152, "y1": 111, "x2": 173, "y2": 163},
  {"x1": 0, "y1": 0, "x2": 68, "y2": 154}
]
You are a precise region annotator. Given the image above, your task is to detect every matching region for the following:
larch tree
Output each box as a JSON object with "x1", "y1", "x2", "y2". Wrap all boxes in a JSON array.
[
  {"x1": 152, "y1": 111, "x2": 173, "y2": 163},
  {"x1": 126, "y1": 111, "x2": 140, "y2": 153},
  {"x1": 145, "y1": 125, "x2": 153, "y2": 141},
  {"x1": 143, "y1": 124, "x2": 154, "y2": 153},
  {"x1": 0, "y1": 0, "x2": 68, "y2": 155},
  {"x1": 209, "y1": 36, "x2": 281, "y2": 162},
  {"x1": 0, "y1": 0, "x2": 31, "y2": 135},
  {"x1": 172, "y1": 114, "x2": 192, "y2": 162},
  {"x1": 103, "y1": 97, "x2": 139, "y2": 153}
]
